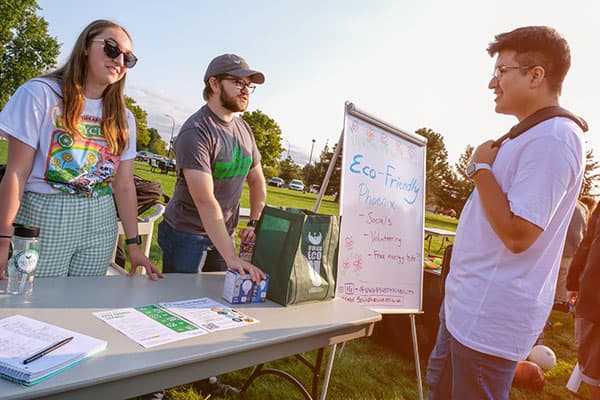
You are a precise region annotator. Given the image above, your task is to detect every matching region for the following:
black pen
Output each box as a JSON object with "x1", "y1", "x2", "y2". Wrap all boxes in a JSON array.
[{"x1": 23, "y1": 337, "x2": 74, "y2": 365}]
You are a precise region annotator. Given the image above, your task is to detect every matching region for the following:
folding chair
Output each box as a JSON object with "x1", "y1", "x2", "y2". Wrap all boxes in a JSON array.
[
  {"x1": 157, "y1": 160, "x2": 169, "y2": 174},
  {"x1": 149, "y1": 158, "x2": 159, "y2": 173},
  {"x1": 107, "y1": 203, "x2": 166, "y2": 275}
]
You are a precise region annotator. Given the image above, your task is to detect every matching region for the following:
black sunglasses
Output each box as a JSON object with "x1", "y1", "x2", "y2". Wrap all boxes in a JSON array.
[{"x1": 90, "y1": 38, "x2": 138, "y2": 69}]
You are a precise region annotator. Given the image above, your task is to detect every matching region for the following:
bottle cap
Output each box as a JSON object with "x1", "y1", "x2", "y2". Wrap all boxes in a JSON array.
[{"x1": 12, "y1": 223, "x2": 40, "y2": 238}]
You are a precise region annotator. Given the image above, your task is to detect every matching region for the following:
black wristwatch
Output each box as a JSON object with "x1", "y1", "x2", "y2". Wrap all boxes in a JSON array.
[
  {"x1": 247, "y1": 219, "x2": 259, "y2": 228},
  {"x1": 125, "y1": 235, "x2": 142, "y2": 245}
]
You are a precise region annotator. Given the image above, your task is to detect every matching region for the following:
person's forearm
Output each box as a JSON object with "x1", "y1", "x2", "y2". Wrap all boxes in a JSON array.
[
  {"x1": 0, "y1": 173, "x2": 21, "y2": 277},
  {"x1": 246, "y1": 166, "x2": 266, "y2": 221},
  {"x1": 196, "y1": 199, "x2": 237, "y2": 262},
  {"x1": 0, "y1": 171, "x2": 25, "y2": 235},
  {"x1": 248, "y1": 181, "x2": 266, "y2": 221},
  {"x1": 472, "y1": 170, "x2": 539, "y2": 253},
  {"x1": 113, "y1": 180, "x2": 139, "y2": 240},
  {"x1": 0, "y1": 140, "x2": 34, "y2": 236},
  {"x1": 0, "y1": 159, "x2": 33, "y2": 278}
]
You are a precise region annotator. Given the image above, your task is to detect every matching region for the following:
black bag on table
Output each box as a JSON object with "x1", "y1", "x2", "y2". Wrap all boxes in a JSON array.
[{"x1": 252, "y1": 206, "x2": 340, "y2": 306}]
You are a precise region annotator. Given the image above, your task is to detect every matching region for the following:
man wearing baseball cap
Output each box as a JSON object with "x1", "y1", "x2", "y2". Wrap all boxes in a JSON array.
[{"x1": 158, "y1": 54, "x2": 266, "y2": 284}]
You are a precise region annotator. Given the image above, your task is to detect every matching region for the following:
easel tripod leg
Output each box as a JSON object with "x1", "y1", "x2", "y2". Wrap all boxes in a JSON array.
[{"x1": 411, "y1": 314, "x2": 424, "y2": 400}]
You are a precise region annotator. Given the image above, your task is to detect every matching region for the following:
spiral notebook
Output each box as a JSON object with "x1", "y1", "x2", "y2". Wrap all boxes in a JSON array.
[{"x1": 0, "y1": 315, "x2": 107, "y2": 386}]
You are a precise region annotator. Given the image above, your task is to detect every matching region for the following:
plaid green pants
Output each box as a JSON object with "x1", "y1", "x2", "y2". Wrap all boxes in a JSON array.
[{"x1": 15, "y1": 191, "x2": 118, "y2": 277}]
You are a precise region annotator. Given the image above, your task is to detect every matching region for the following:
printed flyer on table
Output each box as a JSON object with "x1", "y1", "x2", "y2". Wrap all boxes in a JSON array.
[{"x1": 94, "y1": 298, "x2": 259, "y2": 348}]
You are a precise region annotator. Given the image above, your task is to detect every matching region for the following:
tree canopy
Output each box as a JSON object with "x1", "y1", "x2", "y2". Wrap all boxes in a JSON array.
[
  {"x1": 308, "y1": 142, "x2": 341, "y2": 197},
  {"x1": 0, "y1": 0, "x2": 59, "y2": 109},
  {"x1": 415, "y1": 129, "x2": 477, "y2": 215},
  {"x1": 241, "y1": 110, "x2": 283, "y2": 167},
  {"x1": 123, "y1": 97, "x2": 168, "y2": 156},
  {"x1": 278, "y1": 156, "x2": 302, "y2": 183},
  {"x1": 581, "y1": 148, "x2": 600, "y2": 197},
  {"x1": 443, "y1": 145, "x2": 474, "y2": 215},
  {"x1": 124, "y1": 96, "x2": 151, "y2": 149},
  {"x1": 146, "y1": 127, "x2": 168, "y2": 156},
  {"x1": 416, "y1": 128, "x2": 452, "y2": 207}
]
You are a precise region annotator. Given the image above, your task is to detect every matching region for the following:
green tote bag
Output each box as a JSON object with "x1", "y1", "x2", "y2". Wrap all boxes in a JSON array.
[{"x1": 252, "y1": 206, "x2": 340, "y2": 306}]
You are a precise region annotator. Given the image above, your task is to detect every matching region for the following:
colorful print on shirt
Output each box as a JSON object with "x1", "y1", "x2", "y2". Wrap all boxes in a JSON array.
[
  {"x1": 45, "y1": 114, "x2": 120, "y2": 197},
  {"x1": 213, "y1": 145, "x2": 252, "y2": 180}
]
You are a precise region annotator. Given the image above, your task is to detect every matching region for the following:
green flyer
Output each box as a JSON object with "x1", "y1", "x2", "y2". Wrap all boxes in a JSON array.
[{"x1": 135, "y1": 305, "x2": 198, "y2": 333}]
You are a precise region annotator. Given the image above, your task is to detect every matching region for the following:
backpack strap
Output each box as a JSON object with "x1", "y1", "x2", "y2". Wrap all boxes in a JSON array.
[{"x1": 492, "y1": 106, "x2": 588, "y2": 148}]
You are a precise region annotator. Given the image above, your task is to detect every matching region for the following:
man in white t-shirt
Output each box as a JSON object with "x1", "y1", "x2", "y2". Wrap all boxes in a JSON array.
[{"x1": 426, "y1": 26, "x2": 586, "y2": 399}]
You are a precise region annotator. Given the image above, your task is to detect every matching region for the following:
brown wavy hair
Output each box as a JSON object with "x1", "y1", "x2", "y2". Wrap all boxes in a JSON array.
[{"x1": 45, "y1": 19, "x2": 132, "y2": 155}]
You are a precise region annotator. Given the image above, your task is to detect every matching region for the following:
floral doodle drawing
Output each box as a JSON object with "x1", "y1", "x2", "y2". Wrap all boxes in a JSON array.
[
  {"x1": 345, "y1": 236, "x2": 354, "y2": 250},
  {"x1": 353, "y1": 254, "x2": 363, "y2": 272},
  {"x1": 366, "y1": 127, "x2": 375, "y2": 141}
]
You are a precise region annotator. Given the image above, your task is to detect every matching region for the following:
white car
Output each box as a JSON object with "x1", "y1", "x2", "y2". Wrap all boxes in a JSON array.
[
  {"x1": 268, "y1": 177, "x2": 285, "y2": 188},
  {"x1": 309, "y1": 184, "x2": 320, "y2": 194},
  {"x1": 288, "y1": 179, "x2": 305, "y2": 191},
  {"x1": 135, "y1": 151, "x2": 153, "y2": 161}
]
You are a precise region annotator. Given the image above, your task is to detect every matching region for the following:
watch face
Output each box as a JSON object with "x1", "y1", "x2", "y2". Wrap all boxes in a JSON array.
[
  {"x1": 126, "y1": 236, "x2": 142, "y2": 245},
  {"x1": 466, "y1": 164, "x2": 476, "y2": 177}
]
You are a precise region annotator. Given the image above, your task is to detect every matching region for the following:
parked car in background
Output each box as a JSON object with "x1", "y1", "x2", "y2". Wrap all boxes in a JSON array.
[
  {"x1": 268, "y1": 177, "x2": 285, "y2": 188},
  {"x1": 136, "y1": 151, "x2": 153, "y2": 161},
  {"x1": 288, "y1": 179, "x2": 305, "y2": 191},
  {"x1": 309, "y1": 184, "x2": 320, "y2": 194}
]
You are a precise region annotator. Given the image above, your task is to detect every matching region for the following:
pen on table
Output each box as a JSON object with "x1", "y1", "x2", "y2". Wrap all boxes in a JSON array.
[{"x1": 23, "y1": 337, "x2": 74, "y2": 365}]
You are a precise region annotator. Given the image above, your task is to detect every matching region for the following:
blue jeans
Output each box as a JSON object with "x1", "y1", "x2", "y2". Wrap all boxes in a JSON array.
[
  {"x1": 450, "y1": 336, "x2": 517, "y2": 399},
  {"x1": 426, "y1": 303, "x2": 518, "y2": 400},
  {"x1": 158, "y1": 220, "x2": 228, "y2": 273},
  {"x1": 426, "y1": 303, "x2": 453, "y2": 400}
]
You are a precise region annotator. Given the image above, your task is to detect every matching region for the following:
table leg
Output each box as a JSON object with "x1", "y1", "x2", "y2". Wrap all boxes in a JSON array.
[
  {"x1": 240, "y1": 348, "x2": 326, "y2": 400},
  {"x1": 426, "y1": 234, "x2": 432, "y2": 257},
  {"x1": 311, "y1": 349, "x2": 324, "y2": 399},
  {"x1": 240, "y1": 363, "x2": 313, "y2": 400},
  {"x1": 320, "y1": 344, "x2": 337, "y2": 400},
  {"x1": 338, "y1": 341, "x2": 346, "y2": 357}
]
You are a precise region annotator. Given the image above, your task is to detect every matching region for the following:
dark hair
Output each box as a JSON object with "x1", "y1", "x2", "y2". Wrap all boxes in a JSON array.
[
  {"x1": 487, "y1": 26, "x2": 570, "y2": 94},
  {"x1": 202, "y1": 73, "x2": 229, "y2": 100}
]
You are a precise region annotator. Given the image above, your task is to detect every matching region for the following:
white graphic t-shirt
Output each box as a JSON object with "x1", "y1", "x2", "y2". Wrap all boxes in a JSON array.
[{"x1": 0, "y1": 78, "x2": 136, "y2": 196}]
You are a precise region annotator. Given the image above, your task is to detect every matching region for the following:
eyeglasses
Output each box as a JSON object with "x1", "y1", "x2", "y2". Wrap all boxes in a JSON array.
[
  {"x1": 221, "y1": 78, "x2": 256, "y2": 93},
  {"x1": 493, "y1": 65, "x2": 533, "y2": 80},
  {"x1": 90, "y1": 38, "x2": 138, "y2": 69}
]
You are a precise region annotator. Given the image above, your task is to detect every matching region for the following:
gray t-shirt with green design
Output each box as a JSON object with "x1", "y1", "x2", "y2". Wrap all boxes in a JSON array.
[{"x1": 164, "y1": 105, "x2": 260, "y2": 235}]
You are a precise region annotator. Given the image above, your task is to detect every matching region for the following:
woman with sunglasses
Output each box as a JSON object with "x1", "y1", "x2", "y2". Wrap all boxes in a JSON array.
[{"x1": 0, "y1": 19, "x2": 163, "y2": 280}]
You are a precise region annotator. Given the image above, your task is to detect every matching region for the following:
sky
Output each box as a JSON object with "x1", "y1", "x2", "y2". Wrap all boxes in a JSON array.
[{"x1": 36, "y1": 0, "x2": 600, "y2": 166}]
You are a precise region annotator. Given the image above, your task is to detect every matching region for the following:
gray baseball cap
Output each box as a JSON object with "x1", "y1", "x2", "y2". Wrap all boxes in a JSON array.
[{"x1": 203, "y1": 54, "x2": 265, "y2": 84}]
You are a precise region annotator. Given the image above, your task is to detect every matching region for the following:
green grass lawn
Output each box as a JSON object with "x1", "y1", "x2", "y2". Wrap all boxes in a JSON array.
[
  {"x1": 0, "y1": 140, "x2": 588, "y2": 399},
  {"x1": 0, "y1": 139, "x2": 6, "y2": 161},
  {"x1": 165, "y1": 309, "x2": 585, "y2": 400}
]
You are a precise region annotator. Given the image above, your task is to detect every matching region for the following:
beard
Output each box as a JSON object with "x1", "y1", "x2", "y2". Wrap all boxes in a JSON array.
[{"x1": 219, "y1": 83, "x2": 248, "y2": 113}]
